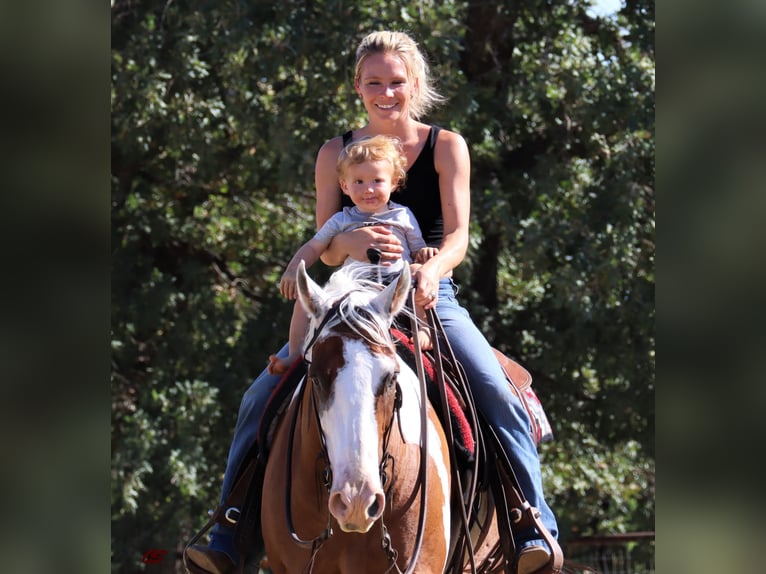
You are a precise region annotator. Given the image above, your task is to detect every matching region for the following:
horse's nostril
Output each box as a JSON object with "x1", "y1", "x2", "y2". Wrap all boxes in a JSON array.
[{"x1": 367, "y1": 492, "x2": 385, "y2": 519}]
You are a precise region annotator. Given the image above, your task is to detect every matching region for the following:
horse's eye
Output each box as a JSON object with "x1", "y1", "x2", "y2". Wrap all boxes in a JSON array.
[
  {"x1": 310, "y1": 373, "x2": 333, "y2": 401},
  {"x1": 376, "y1": 373, "x2": 396, "y2": 398}
]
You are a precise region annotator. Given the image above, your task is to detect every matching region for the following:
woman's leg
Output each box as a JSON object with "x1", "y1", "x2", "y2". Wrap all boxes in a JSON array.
[
  {"x1": 207, "y1": 343, "x2": 289, "y2": 562},
  {"x1": 434, "y1": 280, "x2": 558, "y2": 547}
]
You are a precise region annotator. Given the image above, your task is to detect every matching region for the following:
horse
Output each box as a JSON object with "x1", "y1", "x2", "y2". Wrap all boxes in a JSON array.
[{"x1": 261, "y1": 260, "x2": 454, "y2": 574}]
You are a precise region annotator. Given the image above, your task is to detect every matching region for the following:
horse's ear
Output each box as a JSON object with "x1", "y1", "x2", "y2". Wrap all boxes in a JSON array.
[
  {"x1": 373, "y1": 264, "x2": 411, "y2": 319},
  {"x1": 297, "y1": 259, "x2": 325, "y2": 318}
]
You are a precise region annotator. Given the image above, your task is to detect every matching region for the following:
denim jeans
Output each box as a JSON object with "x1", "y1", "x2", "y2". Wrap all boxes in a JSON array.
[
  {"x1": 432, "y1": 278, "x2": 558, "y2": 549},
  {"x1": 208, "y1": 342, "x2": 289, "y2": 563},
  {"x1": 209, "y1": 278, "x2": 558, "y2": 560}
]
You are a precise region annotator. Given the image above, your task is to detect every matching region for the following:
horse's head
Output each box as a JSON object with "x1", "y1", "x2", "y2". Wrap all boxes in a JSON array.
[{"x1": 296, "y1": 260, "x2": 411, "y2": 533}]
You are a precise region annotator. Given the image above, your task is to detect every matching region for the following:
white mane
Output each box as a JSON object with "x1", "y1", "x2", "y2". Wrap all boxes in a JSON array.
[{"x1": 306, "y1": 262, "x2": 413, "y2": 350}]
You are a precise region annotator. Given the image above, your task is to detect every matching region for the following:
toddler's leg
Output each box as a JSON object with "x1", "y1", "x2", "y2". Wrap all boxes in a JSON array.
[
  {"x1": 268, "y1": 302, "x2": 308, "y2": 374},
  {"x1": 414, "y1": 304, "x2": 433, "y2": 350}
]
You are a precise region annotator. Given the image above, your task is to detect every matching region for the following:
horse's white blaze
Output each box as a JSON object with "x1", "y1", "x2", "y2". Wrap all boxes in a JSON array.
[
  {"x1": 396, "y1": 357, "x2": 451, "y2": 542},
  {"x1": 320, "y1": 337, "x2": 389, "y2": 498}
]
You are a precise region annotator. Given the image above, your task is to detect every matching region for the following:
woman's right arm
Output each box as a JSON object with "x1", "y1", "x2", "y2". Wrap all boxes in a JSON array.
[
  {"x1": 315, "y1": 137, "x2": 348, "y2": 266},
  {"x1": 315, "y1": 137, "x2": 345, "y2": 230},
  {"x1": 314, "y1": 136, "x2": 402, "y2": 265}
]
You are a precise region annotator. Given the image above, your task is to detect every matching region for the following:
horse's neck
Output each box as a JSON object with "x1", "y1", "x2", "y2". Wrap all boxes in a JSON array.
[
  {"x1": 291, "y1": 381, "x2": 325, "y2": 472},
  {"x1": 392, "y1": 365, "x2": 428, "y2": 446}
]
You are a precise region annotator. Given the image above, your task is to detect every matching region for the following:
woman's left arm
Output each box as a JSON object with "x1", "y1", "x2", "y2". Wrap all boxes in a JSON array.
[{"x1": 413, "y1": 130, "x2": 471, "y2": 309}]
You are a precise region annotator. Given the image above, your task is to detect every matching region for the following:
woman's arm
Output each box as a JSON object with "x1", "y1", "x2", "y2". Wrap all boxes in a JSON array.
[
  {"x1": 315, "y1": 136, "x2": 345, "y2": 231},
  {"x1": 413, "y1": 129, "x2": 471, "y2": 309},
  {"x1": 314, "y1": 136, "x2": 403, "y2": 265},
  {"x1": 315, "y1": 137, "x2": 353, "y2": 266}
]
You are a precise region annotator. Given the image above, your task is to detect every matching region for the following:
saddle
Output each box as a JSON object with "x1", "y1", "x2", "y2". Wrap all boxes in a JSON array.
[
  {"x1": 255, "y1": 328, "x2": 548, "y2": 468},
  {"x1": 390, "y1": 327, "x2": 554, "y2": 455}
]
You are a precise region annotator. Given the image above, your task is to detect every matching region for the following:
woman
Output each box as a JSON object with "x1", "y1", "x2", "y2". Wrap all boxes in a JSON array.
[
  {"x1": 314, "y1": 31, "x2": 558, "y2": 574},
  {"x1": 185, "y1": 31, "x2": 557, "y2": 574}
]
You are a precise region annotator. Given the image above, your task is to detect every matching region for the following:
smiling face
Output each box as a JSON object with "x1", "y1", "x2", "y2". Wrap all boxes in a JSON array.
[
  {"x1": 339, "y1": 159, "x2": 398, "y2": 214},
  {"x1": 355, "y1": 52, "x2": 417, "y2": 122}
]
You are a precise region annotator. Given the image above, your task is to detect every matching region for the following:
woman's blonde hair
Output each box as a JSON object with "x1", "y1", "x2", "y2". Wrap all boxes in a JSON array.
[
  {"x1": 354, "y1": 30, "x2": 445, "y2": 120},
  {"x1": 337, "y1": 135, "x2": 408, "y2": 188}
]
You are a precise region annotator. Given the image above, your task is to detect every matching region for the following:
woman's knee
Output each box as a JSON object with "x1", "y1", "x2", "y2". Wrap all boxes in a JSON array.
[{"x1": 242, "y1": 371, "x2": 277, "y2": 404}]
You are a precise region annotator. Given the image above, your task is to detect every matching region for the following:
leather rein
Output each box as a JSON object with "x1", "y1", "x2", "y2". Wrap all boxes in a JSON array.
[{"x1": 281, "y1": 290, "x2": 431, "y2": 574}]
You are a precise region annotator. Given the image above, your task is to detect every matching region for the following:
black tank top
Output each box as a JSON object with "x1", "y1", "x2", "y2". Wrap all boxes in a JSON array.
[{"x1": 341, "y1": 126, "x2": 444, "y2": 246}]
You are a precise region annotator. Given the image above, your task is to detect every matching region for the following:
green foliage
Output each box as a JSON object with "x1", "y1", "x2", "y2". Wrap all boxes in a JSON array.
[
  {"x1": 543, "y1": 425, "x2": 654, "y2": 538},
  {"x1": 112, "y1": 1, "x2": 653, "y2": 569}
]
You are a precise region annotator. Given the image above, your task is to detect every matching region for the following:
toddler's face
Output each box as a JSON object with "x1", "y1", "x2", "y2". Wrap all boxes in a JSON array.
[{"x1": 340, "y1": 159, "x2": 396, "y2": 213}]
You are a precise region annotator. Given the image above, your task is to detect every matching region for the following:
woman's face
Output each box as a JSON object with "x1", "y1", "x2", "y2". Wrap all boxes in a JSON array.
[{"x1": 355, "y1": 52, "x2": 416, "y2": 121}]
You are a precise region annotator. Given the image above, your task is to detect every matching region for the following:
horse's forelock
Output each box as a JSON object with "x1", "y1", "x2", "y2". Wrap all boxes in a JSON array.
[
  {"x1": 321, "y1": 262, "x2": 380, "y2": 298},
  {"x1": 337, "y1": 295, "x2": 392, "y2": 347},
  {"x1": 308, "y1": 262, "x2": 410, "y2": 351}
]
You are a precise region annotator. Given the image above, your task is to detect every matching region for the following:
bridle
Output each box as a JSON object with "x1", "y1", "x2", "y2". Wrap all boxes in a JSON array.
[{"x1": 282, "y1": 292, "x2": 430, "y2": 574}]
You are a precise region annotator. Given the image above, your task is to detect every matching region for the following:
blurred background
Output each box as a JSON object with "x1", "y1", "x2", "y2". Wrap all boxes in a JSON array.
[{"x1": 17, "y1": 0, "x2": 766, "y2": 572}]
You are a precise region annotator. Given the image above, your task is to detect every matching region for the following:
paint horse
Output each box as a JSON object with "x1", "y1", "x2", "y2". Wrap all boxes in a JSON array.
[{"x1": 261, "y1": 261, "x2": 453, "y2": 573}]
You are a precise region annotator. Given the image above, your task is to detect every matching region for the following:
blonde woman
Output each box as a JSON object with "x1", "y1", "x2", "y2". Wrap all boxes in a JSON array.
[
  {"x1": 313, "y1": 31, "x2": 558, "y2": 574},
  {"x1": 185, "y1": 31, "x2": 557, "y2": 574}
]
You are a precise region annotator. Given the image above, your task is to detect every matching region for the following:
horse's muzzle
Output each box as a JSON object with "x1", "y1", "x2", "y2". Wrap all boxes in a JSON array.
[{"x1": 328, "y1": 486, "x2": 386, "y2": 533}]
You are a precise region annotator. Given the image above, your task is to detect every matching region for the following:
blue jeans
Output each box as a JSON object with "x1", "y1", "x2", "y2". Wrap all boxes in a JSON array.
[
  {"x1": 208, "y1": 343, "x2": 289, "y2": 563},
  {"x1": 209, "y1": 278, "x2": 558, "y2": 560},
  {"x1": 432, "y1": 278, "x2": 558, "y2": 549}
]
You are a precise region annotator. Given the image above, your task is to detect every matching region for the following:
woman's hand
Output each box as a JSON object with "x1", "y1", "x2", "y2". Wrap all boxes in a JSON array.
[
  {"x1": 333, "y1": 225, "x2": 404, "y2": 265},
  {"x1": 412, "y1": 258, "x2": 442, "y2": 310}
]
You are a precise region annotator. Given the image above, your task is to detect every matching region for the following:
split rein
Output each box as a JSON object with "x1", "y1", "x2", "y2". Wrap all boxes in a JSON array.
[{"x1": 282, "y1": 289, "x2": 431, "y2": 574}]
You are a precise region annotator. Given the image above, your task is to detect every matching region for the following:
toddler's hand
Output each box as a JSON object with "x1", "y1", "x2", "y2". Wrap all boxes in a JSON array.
[
  {"x1": 279, "y1": 272, "x2": 298, "y2": 299},
  {"x1": 415, "y1": 247, "x2": 439, "y2": 264}
]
